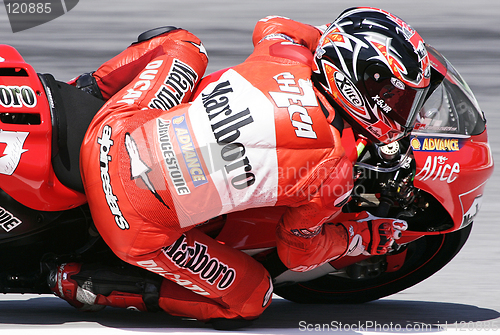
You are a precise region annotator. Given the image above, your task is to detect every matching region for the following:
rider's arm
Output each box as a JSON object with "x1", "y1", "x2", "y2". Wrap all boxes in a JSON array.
[
  {"x1": 277, "y1": 203, "x2": 407, "y2": 272},
  {"x1": 275, "y1": 151, "x2": 354, "y2": 272},
  {"x1": 90, "y1": 28, "x2": 207, "y2": 101},
  {"x1": 275, "y1": 137, "x2": 406, "y2": 271}
]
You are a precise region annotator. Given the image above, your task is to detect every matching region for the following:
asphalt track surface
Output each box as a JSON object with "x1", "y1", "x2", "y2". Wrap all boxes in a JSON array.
[{"x1": 1, "y1": 0, "x2": 500, "y2": 333}]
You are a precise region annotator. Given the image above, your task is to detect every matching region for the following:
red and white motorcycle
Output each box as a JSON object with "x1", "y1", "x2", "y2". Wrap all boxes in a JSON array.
[{"x1": 0, "y1": 43, "x2": 493, "y2": 304}]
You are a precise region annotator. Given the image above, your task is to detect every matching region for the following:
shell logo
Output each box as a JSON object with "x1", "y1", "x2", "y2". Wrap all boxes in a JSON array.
[
  {"x1": 411, "y1": 137, "x2": 421, "y2": 150},
  {"x1": 173, "y1": 115, "x2": 185, "y2": 125}
]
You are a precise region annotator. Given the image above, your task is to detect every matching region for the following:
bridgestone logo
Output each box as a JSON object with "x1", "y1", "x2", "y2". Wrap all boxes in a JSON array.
[
  {"x1": 156, "y1": 118, "x2": 190, "y2": 195},
  {"x1": 98, "y1": 125, "x2": 129, "y2": 230},
  {"x1": 163, "y1": 234, "x2": 236, "y2": 290}
]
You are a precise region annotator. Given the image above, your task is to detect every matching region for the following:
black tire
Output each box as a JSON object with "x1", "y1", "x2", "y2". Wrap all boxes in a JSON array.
[{"x1": 273, "y1": 223, "x2": 472, "y2": 304}]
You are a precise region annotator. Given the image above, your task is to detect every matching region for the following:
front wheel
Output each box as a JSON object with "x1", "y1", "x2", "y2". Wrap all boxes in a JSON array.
[{"x1": 273, "y1": 224, "x2": 472, "y2": 304}]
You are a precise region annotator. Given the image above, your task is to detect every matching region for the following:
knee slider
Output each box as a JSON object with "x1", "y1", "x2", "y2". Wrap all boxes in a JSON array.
[{"x1": 137, "y1": 26, "x2": 179, "y2": 43}]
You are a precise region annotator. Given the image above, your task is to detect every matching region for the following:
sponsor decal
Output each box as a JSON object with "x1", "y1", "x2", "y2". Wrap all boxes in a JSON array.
[
  {"x1": 410, "y1": 137, "x2": 421, "y2": 150},
  {"x1": 201, "y1": 80, "x2": 256, "y2": 190},
  {"x1": 269, "y1": 72, "x2": 318, "y2": 139},
  {"x1": 0, "y1": 130, "x2": 28, "y2": 175},
  {"x1": 55, "y1": 263, "x2": 66, "y2": 298},
  {"x1": 259, "y1": 33, "x2": 294, "y2": 44},
  {"x1": 262, "y1": 276, "x2": 273, "y2": 307},
  {"x1": 291, "y1": 227, "x2": 322, "y2": 239},
  {"x1": 259, "y1": 15, "x2": 290, "y2": 22},
  {"x1": 413, "y1": 123, "x2": 458, "y2": 132},
  {"x1": 156, "y1": 118, "x2": 190, "y2": 195},
  {"x1": 346, "y1": 224, "x2": 364, "y2": 256},
  {"x1": 372, "y1": 95, "x2": 392, "y2": 113},
  {"x1": 416, "y1": 155, "x2": 460, "y2": 183},
  {"x1": 411, "y1": 136, "x2": 462, "y2": 152},
  {"x1": 334, "y1": 71, "x2": 364, "y2": 108},
  {"x1": 0, "y1": 85, "x2": 37, "y2": 108},
  {"x1": 185, "y1": 40, "x2": 208, "y2": 58},
  {"x1": 98, "y1": 125, "x2": 129, "y2": 230},
  {"x1": 458, "y1": 183, "x2": 487, "y2": 229},
  {"x1": 171, "y1": 115, "x2": 208, "y2": 187},
  {"x1": 163, "y1": 234, "x2": 236, "y2": 290},
  {"x1": 117, "y1": 60, "x2": 163, "y2": 105},
  {"x1": 391, "y1": 77, "x2": 405, "y2": 90},
  {"x1": 347, "y1": 234, "x2": 363, "y2": 255},
  {"x1": 334, "y1": 188, "x2": 353, "y2": 207},
  {"x1": 137, "y1": 259, "x2": 209, "y2": 295},
  {"x1": 462, "y1": 195, "x2": 482, "y2": 228},
  {"x1": 329, "y1": 67, "x2": 395, "y2": 140},
  {"x1": 367, "y1": 120, "x2": 391, "y2": 139},
  {"x1": 149, "y1": 59, "x2": 198, "y2": 110},
  {"x1": 0, "y1": 205, "x2": 21, "y2": 232},
  {"x1": 124, "y1": 133, "x2": 169, "y2": 208}
]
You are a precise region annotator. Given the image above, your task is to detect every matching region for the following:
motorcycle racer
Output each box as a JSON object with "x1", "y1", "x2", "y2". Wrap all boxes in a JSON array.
[{"x1": 41, "y1": 7, "x2": 427, "y2": 328}]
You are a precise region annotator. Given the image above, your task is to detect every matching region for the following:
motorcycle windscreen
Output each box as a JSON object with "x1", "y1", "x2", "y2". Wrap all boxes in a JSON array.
[{"x1": 413, "y1": 52, "x2": 486, "y2": 136}]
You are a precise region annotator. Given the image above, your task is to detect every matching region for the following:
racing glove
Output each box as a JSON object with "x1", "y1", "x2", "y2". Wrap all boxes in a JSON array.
[{"x1": 339, "y1": 212, "x2": 408, "y2": 256}]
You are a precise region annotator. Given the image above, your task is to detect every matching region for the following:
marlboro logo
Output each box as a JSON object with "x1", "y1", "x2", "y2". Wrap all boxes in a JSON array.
[
  {"x1": 201, "y1": 80, "x2": 256, "y2": 190},
  {"x1": 163, "y1": 234, "x2": 236, "y2": 290}
]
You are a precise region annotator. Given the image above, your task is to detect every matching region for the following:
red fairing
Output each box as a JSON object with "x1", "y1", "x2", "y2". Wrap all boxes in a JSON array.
[
  {"x1": 410, "y1": 44, "x2": 494, "y2": 232},
  {"x1": 0, "y1": 45, "x2": 86, "y2": 211},
  {"x1": 412, "y1": 129, "x2": 493, "y2": 231}
]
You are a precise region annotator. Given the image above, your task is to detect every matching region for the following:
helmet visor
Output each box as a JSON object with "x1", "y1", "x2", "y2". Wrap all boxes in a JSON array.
[
  {"x1": 403, "y1": 85, "x2": 429, "y2": 130},
  {"x1": 364, "y1": 66, "x2": 430, "y2": 139},
  {"x1": 385, "y1": 85, "x2": 429, "y2": 143}
]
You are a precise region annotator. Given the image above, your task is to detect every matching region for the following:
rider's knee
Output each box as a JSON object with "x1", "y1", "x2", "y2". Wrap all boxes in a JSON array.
[{"x1": 235, "y1": 266, "x2": 273, "y2": 320}]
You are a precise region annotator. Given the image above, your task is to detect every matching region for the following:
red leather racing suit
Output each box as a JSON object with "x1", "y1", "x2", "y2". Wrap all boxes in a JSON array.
[{"x1": 80, "y1": 17, "x2": 353, "y2": 321}]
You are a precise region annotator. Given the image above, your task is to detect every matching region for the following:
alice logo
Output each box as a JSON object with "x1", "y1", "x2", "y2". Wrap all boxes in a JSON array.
[{"x1": 4, "y1": 0, "x2": 79, "y2": 33}]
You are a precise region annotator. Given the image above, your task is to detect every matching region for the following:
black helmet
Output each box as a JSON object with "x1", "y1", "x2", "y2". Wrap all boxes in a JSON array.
[{"x1": 313, "y1": 7, "x2": 431, "y2": 144}]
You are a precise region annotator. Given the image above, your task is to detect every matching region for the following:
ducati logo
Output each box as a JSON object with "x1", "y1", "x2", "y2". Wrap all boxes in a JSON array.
[{"x1": 0, "y1": 130, "x2": 28, "y2": 175}]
